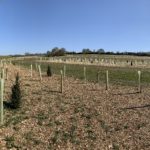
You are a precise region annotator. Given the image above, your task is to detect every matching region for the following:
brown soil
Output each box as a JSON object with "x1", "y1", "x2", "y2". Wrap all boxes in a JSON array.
[{"x1": 0, "y1": 65, "x2": 150, "y2": 150}]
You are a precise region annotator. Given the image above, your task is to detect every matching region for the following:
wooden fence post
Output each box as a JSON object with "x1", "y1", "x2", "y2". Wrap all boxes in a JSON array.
[
  {"x1": 38, "y1": 65, "x2": 42, "y2": 81},
  {"x1": 0, "y1": 79, "x2": 4, "y2": 125},
  {"x1": 138, "y1": 71, "x2": 141, "y2": 93},
  {"x1": 60, "y1": 70, "x2": 63, "y2": 93},
  {"x1": 106, "y1": 70, "x2": 109, "y2": 90},
  {"x1": 84, "y1": 66, "x2": 86, "y2": 83},
  {"x1": 31, "y1": 64, "x2": 33, "y2": 78}
]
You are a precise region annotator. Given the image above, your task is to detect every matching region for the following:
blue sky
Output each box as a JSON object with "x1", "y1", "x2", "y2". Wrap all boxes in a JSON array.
[{"x1": 0, "y1": 0, "x2": 150, "y2": 55}]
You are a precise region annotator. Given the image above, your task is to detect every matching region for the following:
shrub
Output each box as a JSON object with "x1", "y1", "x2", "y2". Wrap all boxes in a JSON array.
[
  {"x1": 47, "y1": 65, "x2": 52, "y2": 77},
  {"x1": 10, "y1": 73, "x2": 21, "y2": 109}
]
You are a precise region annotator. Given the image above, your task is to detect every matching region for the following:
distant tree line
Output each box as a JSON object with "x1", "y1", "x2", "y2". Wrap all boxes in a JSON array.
[
  {"x1": 45, "y1": 48, "x2": 106, "y2": 56},
  {"x1": 4, "y1": 47, "x2": 150, "y2": 57},
  {"x1": 45, "y1": 47, "x2": 150, "y2": 57}
]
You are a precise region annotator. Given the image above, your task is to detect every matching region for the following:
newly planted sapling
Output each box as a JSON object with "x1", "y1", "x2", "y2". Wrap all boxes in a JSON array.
[
  {"x1": 10, "y1": 73, "x2": 21, "y2": 109},
  {"x1": 47, "y1": 65, "x2": 52, "y2": 77}
]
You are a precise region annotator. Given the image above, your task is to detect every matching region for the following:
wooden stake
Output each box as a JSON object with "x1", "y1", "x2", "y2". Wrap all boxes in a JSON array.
[
  {"x1": 60, "y1": 70, "x2": 63, "y2": 93},
  {"x1": 138, "y1": 71, "x2": 141, "y2": 93},
  {"x1": 0, "y1": 79, "x2": 4, "y2": 125},
  {"x1": 31, "y1": 64, "x2": 33, "y2": 77},
  {"x1": 106, "y1": 70, "x2": 109, "y2": 90},
  {"x1": 84, "y1": 66, "x2": 86, "y2": 83},
  {"x1": 38, "y1": 65, "x2": 42, "y2": 81},
  {"x1": 63, "y1": 65, "x2": 66, "y2": 77}
]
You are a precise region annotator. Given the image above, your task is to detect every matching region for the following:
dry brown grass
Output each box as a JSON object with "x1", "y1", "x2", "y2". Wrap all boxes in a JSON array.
[{"x1": 0, "y1": 65, "x2": 150, "y2": 150}]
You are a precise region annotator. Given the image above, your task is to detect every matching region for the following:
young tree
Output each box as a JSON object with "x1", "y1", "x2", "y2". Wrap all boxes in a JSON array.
[
  {"x1": 47, "y1": 65, "x2": 52, "y2": 77},
  {"x1": 10, "y1": 73, "x2": 21, "y2": 109}
]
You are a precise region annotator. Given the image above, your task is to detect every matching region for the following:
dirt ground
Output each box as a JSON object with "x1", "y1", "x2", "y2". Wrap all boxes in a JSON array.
[{"x1": 0, "y1": 65, "x2": 150, "y2": 150}]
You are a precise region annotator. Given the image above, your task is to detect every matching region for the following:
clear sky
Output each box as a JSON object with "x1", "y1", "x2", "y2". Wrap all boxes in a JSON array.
[{"x1": 0, "y1": 0, "x2": 150, "y2": 55}]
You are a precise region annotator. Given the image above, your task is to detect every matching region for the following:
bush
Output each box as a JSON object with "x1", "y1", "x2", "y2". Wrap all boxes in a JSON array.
[
  {"x1": 10, "y1": 73, "x2": 21, "y2": 109},
  {"x1": 47, "y1": 65, "x2": 52, "y2": 77}
]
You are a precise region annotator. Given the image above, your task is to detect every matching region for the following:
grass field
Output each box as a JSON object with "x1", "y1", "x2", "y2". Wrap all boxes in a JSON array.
[{"x1": 13, "y1": 58, "x2": 150, "y2": 87}]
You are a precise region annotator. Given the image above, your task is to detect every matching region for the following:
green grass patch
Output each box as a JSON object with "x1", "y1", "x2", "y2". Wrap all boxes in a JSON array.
[{"x1": 13, "y1": 60, "x2": 150, "y2": 86}]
